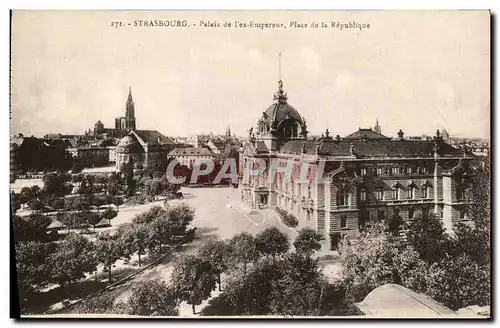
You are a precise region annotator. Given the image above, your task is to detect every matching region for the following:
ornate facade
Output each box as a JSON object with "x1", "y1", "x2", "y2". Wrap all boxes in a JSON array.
[{"x1": 239, "y1": 80, "x2": 477, "y2": 251}]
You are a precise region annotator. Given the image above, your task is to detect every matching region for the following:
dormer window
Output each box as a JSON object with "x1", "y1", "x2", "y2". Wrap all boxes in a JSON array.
[{"x1": 360, "y1": 168, "x2": 367, "y2": 176}]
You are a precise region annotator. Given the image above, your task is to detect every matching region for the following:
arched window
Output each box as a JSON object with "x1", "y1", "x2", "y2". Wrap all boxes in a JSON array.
[{"x1": 376, "y1": 189, "x2": 384, "y2": 200}]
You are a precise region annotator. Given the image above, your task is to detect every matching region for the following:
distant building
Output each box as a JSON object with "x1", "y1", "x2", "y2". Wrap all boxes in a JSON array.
[
  {"x1": 373, "y1": 118, "x2": 382, "y2": 135},
  {"x1": 168, "y1": 147, "x2": 216, "y2": 168},
  {"x1": 115, "y1": 130, "x2": 177, "y2": 171},
  {"x1": 66, "y1": 147, "x2": 110, "y2": 167},
  {"x1": 93, "y1": 87, "x2": 138, "y2": 138}
]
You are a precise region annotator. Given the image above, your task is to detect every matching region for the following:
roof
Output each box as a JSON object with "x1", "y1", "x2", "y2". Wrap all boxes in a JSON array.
[
  {"x1": 344, "y1": 128, "x2": 391, "y2": 140},
  {"x1": 264, "y1": 102, "x2": 304, "y2": 126},
  {"x1": 355, "y1": 283, "x2": 456, "y2": 317},
  {"x1": 279, "y1": 138, "x2": 464, "y2": 158},
  {"x1": 46, "y1": 219, "x2": 64, "y2": 230},
  {"x1": 133, "y1": 130, "x2": 176, "y2": 146},
  {"x1": 169, "y1": 147, "x2": 215, "y2": 156}
]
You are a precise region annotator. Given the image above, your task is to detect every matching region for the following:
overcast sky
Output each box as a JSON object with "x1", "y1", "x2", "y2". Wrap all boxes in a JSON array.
[{"x1": 11, "y1": 10, "x2": 490, "y2": 139}]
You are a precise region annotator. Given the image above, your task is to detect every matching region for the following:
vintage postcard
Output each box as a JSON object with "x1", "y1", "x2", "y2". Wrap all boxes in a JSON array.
[{"x1": 10, "y1": 10, "x2": 491, "y2": 319}]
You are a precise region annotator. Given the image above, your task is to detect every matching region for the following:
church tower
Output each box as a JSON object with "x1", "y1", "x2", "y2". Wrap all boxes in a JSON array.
[
  {"x1": 374, "y1": 118, "x2": 381, "y2": 134},
  {"x1": 125, "y1": 86, "x2": 136, "y2": 130}
]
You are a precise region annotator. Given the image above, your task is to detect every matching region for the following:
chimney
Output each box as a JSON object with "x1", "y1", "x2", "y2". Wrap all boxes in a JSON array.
[{"x1": 397, "y1": 129, "x2": 404, "y2": 140}]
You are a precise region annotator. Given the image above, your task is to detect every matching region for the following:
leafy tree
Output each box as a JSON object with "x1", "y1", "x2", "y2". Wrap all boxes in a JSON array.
[
  {"x1": 71, "y1": 293, "x2": 128, "y2": 315},
  {"x1": 166, "y1": 203, "x2": 195, "y2": 238},
  {"x1": 451, "y1": 222, "x2": 490, "y2": 266},
  {"x1": 11, "y1": 191, "x2": 21, "y2": 215},
  {"x1": 464, "y1": 163, "x2": 490, "y2": 230},
  {"x1": 19, "y1": 187, "x2": 34, "y2": 208},
  {"x1": 85, "y1": 211, "x2": 102, "y2": 233},
  {"x1": 227, "y1": 232, "x2": 259, "y2": 274},
  {"x1": 27, "y1": 198, "x2": 45, "y2": 213},
  {"x1": 13, "y1": 214, "x2": 52, "y2": 242},
  {"x1": 340, "y1": 223, "x2": 428, "y2": 301},
  {"x1": 101, "y1": 208, "x2": 118, "y2": 226},
  {"x1": 254, "y1": 227, "x2": 290, "y2": 258},
  {"x1": 49, "y1": 233, "x2": 98, "y2": 286},
  {"x1": 132, "y1": 205, "x2": 167, "y2": 225},
  {"x1": 387, "y1": 211, "x2": 404, "y2": 236},
  {"x1": 293, "y1": 228, "x2": 322, "y2": 257},
  {"x1": 425, "y1": 254, "x2": 490, "y2": 310},
  {"x1": 106, "y1": 172, "x2": 122, "y2": 197},
  {"x1": 172, "y1": 255, "x2": 216, "y2": 314},
  {"x1": 407, "y1": 213, "x2": 451, "y2": 263},
  {"x1": 42, "y1": 172, "x2": 72, "y2": 197},
  {"x1": 198, "y1": 240, "x2": 230, "y2": 291},
  {"x1": 148, "y1": 216, "x2": 175, "y2": 254},
  {"x1": 121, "y1": 223, "x2": 151, "y2": 266},
  {"x1": 15, "y1": 241, "x2": 57, "y2": 307},
  {"x1": 121, "y1": 159, "x2": 135, "y2": 196},
  {"x1": 92, "y1": 197, "x2": 106, "y2": 212},
  {"x1": 126, "y1": 279, "x2": 179, "y2": 316},
  {"x1": 71, "y1": 162, "x2": 84, "y2": 174},
  {"x1": 112, "y1": 196, "x2": 124, "y2": 213},
  {"x1": 94, "y1": 232, "x2": 127, "y2": 283}
]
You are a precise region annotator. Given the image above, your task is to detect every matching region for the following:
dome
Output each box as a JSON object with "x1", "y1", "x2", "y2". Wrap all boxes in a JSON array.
[
  {"x1": 116, "y1": 135, "x2": 142, "y2": 153},
  {"x1": 264, "y1": 103, "x2": 304, "y2": 126}
]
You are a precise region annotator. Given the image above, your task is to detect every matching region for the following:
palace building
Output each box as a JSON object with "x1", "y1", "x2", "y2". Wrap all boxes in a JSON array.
[{"x1": 239, "y1": 80, "x2": 477, "y2": 251}]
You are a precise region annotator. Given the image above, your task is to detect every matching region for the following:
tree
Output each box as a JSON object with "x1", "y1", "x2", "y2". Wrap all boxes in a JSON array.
[
  {"x1": 166, "y1": 203, "x2": 195, "y2": 239},
  {"x1": 94, "y1": 232, "x2": 126, "y2": 283},
  {"x1": 198, "y1": 240, "x2": 230, "y2": 291},
  {"x1": 126, "y1": 279, "x2": 179, "y2": 316},
  {"x1": 19, "y1": 187, "x2": 34, "y2": 208},
  {"x1": 58, "y1": 212, "x2": 80, "y2": 233},
  {"x1": 49, "y1": 233, "x2": 98, "y2": 286},
  {"x1": 121, "y1": 159, "x2": 135, "y2": 196},
  {"x1": 293, "y1": 228, "x2": 322, "y2": 257},
  {"x1": 102, "y1": 208, "x2": 118, "y2": 226},
  {"x1": 254, "y1": 227, "x2": 290, "y2": 258},
  {"x1": 340, "y1": 223, "x2": 428, "y2": 300},
  {"x1": 13, "y1": 214, "x2": 52, "y2": 242},
  {"x1": 172, "y1": 255, "x2": 216, "y2": 314},
  {"x1": 227, "y1": 233, "x2": 258, "y2": 274},
  {"x1": 106, "y1": 172, "x2": 122, "y2": 197},
  {"x1": 132, "y1": 205, "x2": 167, "y2": 225},
  {"x1": 112, "y1": 196, "x2": 124, "y2": 213},
  {"x1": 71, "y1": 162, "x2": 84, "y2": 174},
  {"x1": 407, "y1": 213, "x2": 451, "y2": 263},
  {"x1": 121, "y1": 223, "x2": 151, "y2": 266},
  {"x1": 27, "y1": 198, "x2": 45, "y2": 213},
  {"x1": 42, "y1": 172, "x2": 72, "y2": 197},
  {"x1": 425, "y1": 254, "x2": 490, "y2": 310},
  {"x1": 451, "y1": 222, "x2": 490, "y2": 266},
  {"x1": 15, "y1": 241, "x2": 57, "y2": 308},
  {"x1": 86, "y1": 211, "x2": 102, "y2": 233}
]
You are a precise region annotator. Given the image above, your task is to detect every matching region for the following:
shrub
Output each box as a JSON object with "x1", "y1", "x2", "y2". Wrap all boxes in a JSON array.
[{"x1": 276, "y1": 207, "x2": 298, "y2": 228}]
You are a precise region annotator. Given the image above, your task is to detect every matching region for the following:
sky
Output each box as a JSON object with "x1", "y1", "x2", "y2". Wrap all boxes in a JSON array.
[{"x1": 11, "y1": 10, "x2": 490, "y2": 139}]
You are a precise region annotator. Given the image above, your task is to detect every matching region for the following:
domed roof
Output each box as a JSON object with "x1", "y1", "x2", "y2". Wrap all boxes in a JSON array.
[
  {"x1": 264, "y1": 103, "x2": 304, "y2": 126},
  {"x1": 116, "y1": 135, "x2": 142, "y2": 153}
]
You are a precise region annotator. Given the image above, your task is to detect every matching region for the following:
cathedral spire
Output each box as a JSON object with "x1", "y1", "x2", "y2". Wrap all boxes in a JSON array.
[{"x1": 127, "y1": 86, "x2": 133, "y2": 103}]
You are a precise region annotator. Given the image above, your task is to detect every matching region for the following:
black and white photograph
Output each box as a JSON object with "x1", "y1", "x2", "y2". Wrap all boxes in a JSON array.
[{"x1": 9, "y1": 10, "x2": 491, "y2": 318}]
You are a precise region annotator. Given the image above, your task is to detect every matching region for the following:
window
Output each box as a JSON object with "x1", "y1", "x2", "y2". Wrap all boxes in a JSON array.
[
  {"x1": 422, "y1": 186, "x2": 428, "y2": 198},
  {"x1": 407, "y1": 167, "x2": 413, "y2": 174},
  {"x1": 308, "y1": 185, "x2": 311, "y2": 199},
  {"x1": 360, "y1": 168, "x2": 367, "y2": 176},
  {"x1": 408, "y1": 187, "x2": 414, "y2": 199},
  {"x1": 337, "y1": 189, "x2": 349, "y2": 206},
  {"x1": 395, "y1": 187, "x2": 400, "y2": 200},
  {"x1": 377, "y1": 209, "x2": 385, "y2": 221},
  {"x1": 340, "y1": 216, "x2": 347, "y2": 228},
  {"x1": 422, "y1": 167, "x2": 428, "y2": 174},
  {"x1": 456, "y1": 185, "x2": 466, "y2": 200},
  {"x1": 377, "y1": 168, "x2": 383, "y2": 176},
  {"x1": 359, "y1": 190, "x2": 366, "y2": 201},
  {"x1": 377, "y1": 189, "x2": 384, "y2": 200},
  {"x1": 408, "y1": 207, "x2": 414, "y2": 220},
  {"x1": 460, "y1": 210, "x2": 467, "y2": 220},
  {"x1": 394, "y1": 208, "x2": 400, "y2": 217},
  {"x1": 391, "y1": 167, "x2": 399, "y2": 175}
]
